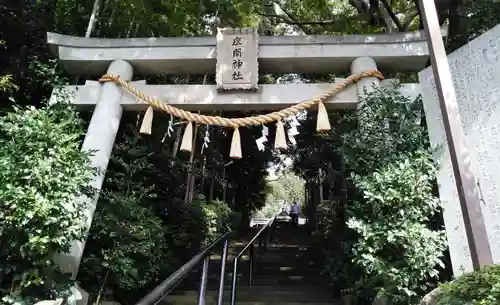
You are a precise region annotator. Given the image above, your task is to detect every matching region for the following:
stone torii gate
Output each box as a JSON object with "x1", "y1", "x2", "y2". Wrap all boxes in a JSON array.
[
  {"x1": 48, "y1": 28, "x2": 425, "y2": 277},
  {"x1": 48, "y1": 27, "x2": 425, "y2": 277},
  {"x1": 46, "y1": 16, "x2": 488, "y2": 303}
]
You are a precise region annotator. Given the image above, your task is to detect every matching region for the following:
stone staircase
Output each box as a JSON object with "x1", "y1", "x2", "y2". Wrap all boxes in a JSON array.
[{"x1": 162, "y1": 221, "x2": 339, "y2": 305}]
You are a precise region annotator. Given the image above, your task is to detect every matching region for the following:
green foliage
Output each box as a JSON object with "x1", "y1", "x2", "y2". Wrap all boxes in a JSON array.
[
  {"x1": 347, "y1": 155, "x2": 447, "y2": 300},
  {"x1": 0, "y1": 103, "x2": 96, "y2": 304},
  {"x1": 295, "y1": 86, "x2": 447, "y2": 304},
  {"x1": 446, "y1": 0, "x2": 500, "y2": 51},
  {"x1": 165, "y1": 196, "x2": 233, "y2": 251},
  {"x1": 164, "y1": 195, "x2": 234, "y2": 253},
  {"x1": 77, "y1": 127, "x2": 235, "y2": 303},
  {"x1": 1, "y1": 1, "x2": 61, "y2": 109},
  {"x1": 200, "y1": 198, "x2": 233, "y2": 244},
  {"x1": 76, "y1": 128, "x2": 178, "y2": 301},
  {"x1": 342, "y1": 86, "x2": 428, "y2": 174},
  {"x1": 436, "y1": 264, "x2": 500, "y2": 305},
  {"x1": 267, "y1": 169, "x2": 304, "y2": 204},
  {"x1": 258, "y1": 169, "x2": 305, "y2": 218},
  {"x1": 79, "y1": 190, "x2": 168, "y2": 299},
  {"x1": 7, "y1": 0, "x2": 494, "y2": 303},
  {"x1": 467, "y1": 1, "x2": 500, "y2": 41},
  {"x1": 340, "y1": 86, "x2": 447, "y2": 304},
  {"x1": 0, "y1": 74, "x2": 19, "y2": 95},
  {"x1": 349, "y1": 152, "x2": 440, "y2": 224}
]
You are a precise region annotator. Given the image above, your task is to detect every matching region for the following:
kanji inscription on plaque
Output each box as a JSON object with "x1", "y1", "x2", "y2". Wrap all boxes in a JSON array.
[{"x1": 216, "y1": 28, "x2": 259, "y2": 91}]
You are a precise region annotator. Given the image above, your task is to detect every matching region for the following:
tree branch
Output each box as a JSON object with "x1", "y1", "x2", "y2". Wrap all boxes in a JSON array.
[
  {"x1": 256, "y1": 12, "x2": 343, "y2": 25},
  {"x1": 380, "y1": 0, "x2": 404, "y2": 31},
  {"x1": 402, "y1": 12, "x2": 419, "y2": 31}
]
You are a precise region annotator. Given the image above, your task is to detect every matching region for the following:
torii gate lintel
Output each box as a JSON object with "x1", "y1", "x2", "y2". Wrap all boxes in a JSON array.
[{"x1": 47, "y1": 29, "x2": 442, "y2": 76}]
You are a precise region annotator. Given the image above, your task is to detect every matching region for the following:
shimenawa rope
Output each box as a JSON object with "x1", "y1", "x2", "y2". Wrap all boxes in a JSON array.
[
  {"x1": 98, "y1": 70, "x2": 384, "y2": 158},
  {"x1": 98, "y1": 70, "x2": 384, "y2": 128}
]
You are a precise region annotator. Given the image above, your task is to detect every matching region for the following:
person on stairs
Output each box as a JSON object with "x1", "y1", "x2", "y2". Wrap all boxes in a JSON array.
[
  {"x1": 290, "y1": 199, "x2": 300, "y2": 226},
  {"x1": 281, "y1": 201, "x2": 290, "y2": 216}
]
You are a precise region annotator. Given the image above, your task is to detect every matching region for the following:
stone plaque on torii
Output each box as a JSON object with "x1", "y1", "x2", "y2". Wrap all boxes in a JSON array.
[{"x1": 216, "y1": 27, "x2": 259, "y2": 91}]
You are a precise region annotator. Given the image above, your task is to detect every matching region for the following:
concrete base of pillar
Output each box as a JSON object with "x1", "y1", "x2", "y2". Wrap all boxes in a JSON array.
[
  {"x1": 70, "y1": 285, "x2": 122, "y2": 305},
  {"x1": 372, "y1": 296, "x2": 389, "y2": 305},
  {"x1": 54, "y1": 252, "x2": 79, "y2": 279},
  {"x1": 419, "y1": 287, "x2": 441, "y2": 305},
  {"x1": 59, "y1": 284, "x2": 88, "y2": 305},
  {"x1": 75, "y1": 285, "x2": 89, "y2": 305},
  {"x1": 342, "y1": 295, "x2": 352, "y2": 305}
]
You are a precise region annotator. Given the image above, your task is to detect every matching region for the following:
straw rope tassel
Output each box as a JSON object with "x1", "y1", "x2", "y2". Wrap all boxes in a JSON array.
[
  {"x1": 274, "y1": 120, "x2": 287, "y2": 150},
  {"x1": 139, "y1": 106, "x2": 154, "y2": 134},
  {"x1": 180, "y1": 122, "x2": 194, "y2": 152},
  {"x1": 316, "y1": 102, "x2": 331, "y2": 132},
  {"x1": 229, "y1": 128, "x2": 242, "y2": 159}
]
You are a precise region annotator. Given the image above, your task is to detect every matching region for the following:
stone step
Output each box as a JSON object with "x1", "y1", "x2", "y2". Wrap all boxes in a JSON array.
[
  {"x1": 234, "y1": 303, "x2": 335, "y2": 305},
  {"x1": 162, "y1": 299, "x2": 336, "y2": 305},
  {"x1": 176, "y1": 285, "x2": 330, "y2": 294},
  {"x1": 162, "y1": 298, "x2": 336, "y2": 305},
  {"x1": 175, "y1": 274, "x2": 246, "y2": 291},
  {"x1": 203, "y1": 263, "x2": 319, "y2": 277},
  {"x1": 202, "y1": 281, "x2": 326, "y2": 292},
  {"x1": 202, "y1": 272, "x2": 322, "y2": 283},
  {"x1": 176, "y1": 288, "x2": 334, "y2": 301},
  {"x1": 162, "y1": 290, "x2": 336, "y2": 304},
  {"x1": 253, "y1": 262, "x2": 318, "y2": 270},
  {"x1": 176, "y1": 272, "x2": 325, "y2": 292},
  {"x1": 203, "y1": 265, "x2": 316, "y2": 277},
  {"x1": 254, "y1": 270, "x2": 319, "y2": 277},
  {"x1": 160, "y1": 224, "x2": 327, "y2": 305},
  {"x1": 251, "y1": 277, "x2": 324, "y2": 286}
]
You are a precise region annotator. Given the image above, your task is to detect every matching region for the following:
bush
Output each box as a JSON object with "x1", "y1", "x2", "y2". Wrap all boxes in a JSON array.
[
  {"x1": 76, "y1": 126, "x2": 239, "y2": 304},
  {"x1": 436, "y1": 264, "x2": 500, "y2": 305},
  {"x1": 77, "y1": 132, "x2": 171, "y2": 303},
  {"x1": 163, "y1": 196, "x2": 233, "y2": 255},
  {"x1": 346, "y1": 153, "x2": 447, "y2": 302},
  {"x1": 0, "y1": 104, "x2": 95, "y2": 304},
  {"x1": 196, "y1": 196, "x2": 233, "y2": 245},
  {"x1": 339, "y1": 86, "x2": 447, "y2": 304},
  {"x1": 78, "y1": 191, "x2": 168, "y2": 302}
]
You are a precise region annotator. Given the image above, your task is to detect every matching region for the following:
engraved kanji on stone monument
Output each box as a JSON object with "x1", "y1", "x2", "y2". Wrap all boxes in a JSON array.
[
  {"x1": 419, "y1": 23, "x2": 500, "y2": 275},
  {"x1": 216, "y1": 28, "x2": 259, "y2": 91}
]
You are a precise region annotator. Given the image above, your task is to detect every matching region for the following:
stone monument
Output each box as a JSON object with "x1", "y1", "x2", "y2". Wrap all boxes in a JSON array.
[{"x1": 419, "y1": 24, "x2": 500, "y2": 275}]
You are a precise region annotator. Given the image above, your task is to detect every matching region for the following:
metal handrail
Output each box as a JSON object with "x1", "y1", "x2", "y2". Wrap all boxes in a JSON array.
[
  {"x1": 135, "y1": 231, "x2": 232, "y2": 305},
  {"x1": 229, "y1": 214, "x2": 279, "y2": 305}
]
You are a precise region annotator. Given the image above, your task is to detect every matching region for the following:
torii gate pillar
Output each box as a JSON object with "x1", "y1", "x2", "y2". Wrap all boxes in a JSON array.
[
  {"x1": 350, "y1": 57, "x2": 380, "y2": 98},
  {"x1": 55, "y1": 60, "x2": 133, "y2": 281}
]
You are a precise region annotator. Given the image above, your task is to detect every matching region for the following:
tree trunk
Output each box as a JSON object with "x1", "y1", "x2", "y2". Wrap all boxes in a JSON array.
[
  {"x1": 184, "y1": 122, "x2": 199, "y2": 203},
  {"x1": 447, "y1": 0, "x2": 471, "y2": 52},
  {"x1": 209, "y1": 177, "x2": 215, "y2": 202},
  {"x1": 85, "y1": 0, "x2": 102, "y2": 37}
]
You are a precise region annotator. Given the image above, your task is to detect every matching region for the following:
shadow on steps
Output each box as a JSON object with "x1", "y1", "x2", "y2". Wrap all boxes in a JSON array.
[{"x1": 162, "y1": 220, "x2": 340, "y2": 305}]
